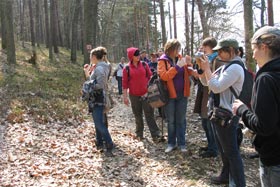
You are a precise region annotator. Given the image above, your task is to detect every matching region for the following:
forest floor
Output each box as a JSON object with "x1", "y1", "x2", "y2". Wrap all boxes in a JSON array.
[{"x1": 0, "y1": 47, "x2": 260, "y2": 187}]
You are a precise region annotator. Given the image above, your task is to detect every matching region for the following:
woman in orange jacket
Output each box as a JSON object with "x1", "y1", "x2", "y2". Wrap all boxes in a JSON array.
[{"x1": 157, "y1": 39, "x2": 197, "y2": 153}]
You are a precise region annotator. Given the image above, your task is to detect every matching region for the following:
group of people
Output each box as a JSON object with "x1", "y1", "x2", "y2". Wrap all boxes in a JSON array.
[{"x1": 83, "y1": 26, "x2": 280, "y2": 187}]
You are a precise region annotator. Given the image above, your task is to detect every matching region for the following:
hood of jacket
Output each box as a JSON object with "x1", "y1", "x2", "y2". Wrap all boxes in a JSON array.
[
  {"x1": 127, "y1": 47, "x2": 139, "y2": 62},
  {"x1": 256, "y1": 57, "x2": 280, "y2": 78}
]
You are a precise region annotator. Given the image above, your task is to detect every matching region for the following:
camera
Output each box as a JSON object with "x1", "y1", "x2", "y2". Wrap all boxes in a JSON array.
[{"x1": 194, "y1": 52, "x2": 204, "y2": 74}]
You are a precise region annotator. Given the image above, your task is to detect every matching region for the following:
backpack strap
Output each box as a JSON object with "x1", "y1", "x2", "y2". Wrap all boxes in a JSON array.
[
  {"x1": 126, "y1": 61, "x2": 148, "y2": 81},
  {"x1": 223, "y1": 60, "x2": 245, "y2": 98}
]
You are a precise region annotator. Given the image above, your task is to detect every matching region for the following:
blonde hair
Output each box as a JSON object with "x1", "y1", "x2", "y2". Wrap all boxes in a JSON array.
[
  {"x1": 164, "y1": 39, "x2": 181, "y2": 56},
  {"x1": 90, "y1": 46, "x2": 107, "y2": 61}
]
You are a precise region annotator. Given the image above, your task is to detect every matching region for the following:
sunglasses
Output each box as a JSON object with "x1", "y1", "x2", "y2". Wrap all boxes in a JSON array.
[{"x1": 134, "y1": 50, "x2": 140, "y2": 56}]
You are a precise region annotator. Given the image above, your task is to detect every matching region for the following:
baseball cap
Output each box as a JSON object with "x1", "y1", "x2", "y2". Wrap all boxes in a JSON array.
[
  {"x1": 251, "y1": 26, "x2": 280, "y2": 44},
  {"x1": 213, "y1": 38, "x2": 239, "y2": 50}
]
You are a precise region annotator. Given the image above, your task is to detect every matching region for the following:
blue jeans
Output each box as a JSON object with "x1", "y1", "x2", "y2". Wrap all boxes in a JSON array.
[
  {"x1": 91, "y1": 105, "x2": 113, "y2": 147},
  {"x1": 165, "y1": 95, "x2": 188, "y2": 148},
  {"x1": 213, "y1": 120, "x2": 245, "y2": 187},
  {"x1": 201, "y1": 118, "x2": 217, "y2": 154},
  {"x1": 116, "y1": 76, "x2": 122, "y2": 95},
  {"x1": 260, "y1": 160, "x2": 280, "y2": 187}
]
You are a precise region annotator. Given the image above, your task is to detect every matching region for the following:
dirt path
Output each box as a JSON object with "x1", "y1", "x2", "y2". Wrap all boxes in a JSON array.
[{"x1": 0, "y1": 87, "x2": 260, "y2": 186}]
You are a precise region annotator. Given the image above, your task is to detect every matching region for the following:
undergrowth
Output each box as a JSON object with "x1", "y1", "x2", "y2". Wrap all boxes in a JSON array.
[{"x1": 1, "y1": 44, "x2": 90, "y2": 124}]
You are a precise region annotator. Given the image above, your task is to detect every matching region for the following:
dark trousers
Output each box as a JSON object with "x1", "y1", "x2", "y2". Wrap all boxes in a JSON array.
[
  {"x1": 116, "y1": 76, "x2": 122, "y2": 95},
  {"x1": 129, "y1": 94, "x2": 160, "y2": 138}
]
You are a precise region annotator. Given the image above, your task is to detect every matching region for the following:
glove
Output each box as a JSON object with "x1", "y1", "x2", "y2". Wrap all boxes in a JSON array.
[{"x1": 177, "y1": 57, "x2": 186, "y2": 68}]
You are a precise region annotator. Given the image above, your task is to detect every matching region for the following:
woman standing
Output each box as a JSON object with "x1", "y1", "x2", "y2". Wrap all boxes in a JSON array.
[
  {"x1": 122, "y1": 47, "x2": 161, "y2": 142},
  {"x1": 233, "y1": 26, "x2": 280, "y2": 187},
  {"x1": 157, "y1": 39, "x2": 195, "y2": 153},
  {"x1": 83, "y1": 46, "x2": 114, "y2": 157},
  {"x1": 199, "y1": 38, "x2": 245, "y2": 187}
]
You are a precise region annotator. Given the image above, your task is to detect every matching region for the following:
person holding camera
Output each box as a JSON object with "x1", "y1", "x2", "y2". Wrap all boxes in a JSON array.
[
  {"x1": 233, "y1": 26, "x2": 280, "y2": 187},
  {"x1": 199, "y1": 39, "x2": 245, "y2": 187},
  {"x1": 193, "y1": 37, "x2": 219, "y2": 158},
  {"x1": 83, "y1": 46, "x2": 114, "y2": 157}
]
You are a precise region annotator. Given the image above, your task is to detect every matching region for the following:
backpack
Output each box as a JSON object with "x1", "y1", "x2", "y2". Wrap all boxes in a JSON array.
[
  {"x1": 146, "y1": 60, "x2": 169, "y2": 108},
  {"x1": 125, "y1": 61, "x2": 148, "y2": 80},
  {"x1": 146, "y1": 73, "x2": 169, "y2": 108},
  {"x1": 224, "y1": 60, "x2": 254, "y2": 108}
]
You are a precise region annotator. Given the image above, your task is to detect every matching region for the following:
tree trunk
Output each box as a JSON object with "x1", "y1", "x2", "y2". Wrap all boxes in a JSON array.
[
  {"x1": 83, "y1": 0, "x2": 98, "y2": 65},
  {"x1": 196, "y1": 0, "x2": 209, "y2": 38},
  {"x1": 28, "y1": 0, "x2": 35, "y2": 46},
  {"x1": 4, "y1": 0, "x2": 16, "y2": 64},
  {"x1": 243, "y1": 0, "x2": 254, "y2": 71},
  {"x1": 20, "y1": 0, "x2": 25, "y2": 47},
  {"x1": 153, "y1": 0, "x2": 158, "y2": 51},
  {"x1": 190, "y1": 0, "x2": 195, "y2": 56},
  {"x1": 71, "y1": 0, "x2": 81, "y2": 63},
  {"x1": 35, "y1": 0, "x2": 41, "y2": 46},
  {"x1": 260, "y1": 0, "x2": 265, "y2": 26},
  {"x1": 159, "y1": 0, "x2": 166, "y2": 46},
  {"x1": 50, "y1": 0, "x2": 59, "y2": 53},
  {"x1": 267, "y1": 0, "x2": 274, "y2": 26},
  {"x1": 0, "y1": 0, "x2": 7, "y2": 49},
  {"x1": 168, "y1": 2, "x2": 172, "y2": 39},
  {"x1": 173, "y1": 0, "x2": 177, "y2": 39},
  {"x1": 44, "y1": 0, "x2": 50, "y2": 48},
  {"x1": 184, "y1": 0, "x2": 190, "y2": 55}
]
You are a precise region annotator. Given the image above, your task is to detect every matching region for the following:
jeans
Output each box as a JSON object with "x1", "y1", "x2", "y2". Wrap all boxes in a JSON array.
[
  {"x1": 116, "y1": 76, "x2": 122, "y2": 95},
  {"x1": 129, "y1": 95, "x2": 160, "y2": 138},
  {"x1": 212, "y1": 119, "x2": 245, "y2": 187},
  {"x1": 201, "y1": 118, "x2": 217, "y2": 154},
  {"x1": 260, "y1": 160, "x2": 280, "y2": 187},
  {"x1": 165, "y1": 94, "x2": 188, "y2": 148},
  {"x1": 91, "y1": 105, "x2": 113, "y2": 147}
]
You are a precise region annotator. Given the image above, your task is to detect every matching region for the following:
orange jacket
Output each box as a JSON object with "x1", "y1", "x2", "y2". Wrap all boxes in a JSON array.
[{"x1": 157, "y1": 57, "x2": 193, "y2": 98}]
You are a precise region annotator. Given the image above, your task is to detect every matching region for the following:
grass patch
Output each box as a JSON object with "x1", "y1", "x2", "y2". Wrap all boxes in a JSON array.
[{"x1": 2, "y1": 45, "x2": 88, "y2": 124}]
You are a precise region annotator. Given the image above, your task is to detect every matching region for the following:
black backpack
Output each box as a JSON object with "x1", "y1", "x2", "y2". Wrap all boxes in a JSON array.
[{"x1": 224, "y1": 60, "x2": 254, "y2": 108}]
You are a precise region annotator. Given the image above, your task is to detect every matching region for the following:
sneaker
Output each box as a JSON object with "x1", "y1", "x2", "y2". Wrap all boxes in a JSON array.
[
  {"x1": 180, "y1": 148, "x2": 187, "y2": 153},
  {"x1": 165, "y1": 145, "x2": 176, "y2": 153}
]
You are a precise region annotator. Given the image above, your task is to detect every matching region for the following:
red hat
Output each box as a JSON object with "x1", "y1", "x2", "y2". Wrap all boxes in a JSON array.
[{"x1": 127, "y1": 47, "x2": 139, "y2": 61}]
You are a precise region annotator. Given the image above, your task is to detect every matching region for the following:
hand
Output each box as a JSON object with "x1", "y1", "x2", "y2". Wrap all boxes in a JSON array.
[
  {"x1": 232, "y1": 99, "x2": 244, "y2": 115},
  {"x1": 123, "y1": 96, "x2": 130, "y2": 106},
  {"x1": 199, "y1": 55, "x2": 210, "y2": 71},
  {"x1": 177, "y1": 57, "x2": 187, "y2": 68}
]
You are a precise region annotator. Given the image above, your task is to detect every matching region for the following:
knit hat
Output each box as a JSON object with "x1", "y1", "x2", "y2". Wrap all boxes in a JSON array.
[
  {"x1": 251, "y1": 26, "x2": 280, "y2": 44},
  {"x1": 213, "y1": 38, "x2": 239, "y2": 50}
]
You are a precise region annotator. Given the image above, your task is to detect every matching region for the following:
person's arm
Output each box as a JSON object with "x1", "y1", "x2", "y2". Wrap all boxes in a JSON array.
[
  {"x1": 122, "y1": 66, "x2": 130, "y2": 106},
  {"x1": 236, "y1": 75, "x2": 279, "y2": 136}
]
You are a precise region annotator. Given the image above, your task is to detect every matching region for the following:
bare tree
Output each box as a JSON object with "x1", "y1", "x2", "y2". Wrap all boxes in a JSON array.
[
  {"x1": 3, "y1": 0, "x2": 16, "y2": 64},
  {"x1": 173, "y1": 0, "x2": 177, "y2": 38},
  {"x1": 196, "y1": 0, "x2": 209, "y2": 38},
  {"x1": 159, "y1": 0, "x2": 167, "y2": 46},
  {"x1": 243, "y1": 0, "x2": 254, "y2": 71},
  {"x1": 153, "y1": 0, "x2": 158, "y2": 51},
  {"x1": 184, "y1": 0, "x2": 190, "y2": 55},
  {"x1": 28, "y1": 0, "x2": 35, "y2": 46},
  {"x1": 71, "y1": 0, "x2": 81, "y2": 63},
  {"x1": 267, "y1": 0, "x2": 274, "y2": 26}
]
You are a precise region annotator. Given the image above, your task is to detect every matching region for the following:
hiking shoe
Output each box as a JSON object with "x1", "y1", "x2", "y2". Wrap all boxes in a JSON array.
[
  {"x1": 165, "y1": 145, "x2": 176, "y2": 153},
  {"x1": 199, "y1": 146, "x2": 208, "y2": 152},
  {"x1": 210, "y1": 175, "x2": 229, "y2": 185},
  {"x1": 152, "y1": 136, "x2": 161, "y2": 143},
  {"x1": 199, "y1": 151, "x2": 218, "y2": 158}
]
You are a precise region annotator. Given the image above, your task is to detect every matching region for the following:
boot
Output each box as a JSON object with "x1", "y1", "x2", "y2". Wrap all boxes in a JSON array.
[
  {"x1": 105, "y1": 143, "x2": 114, "y2": 157},
  {"x1": 95, "y1": 141, "x2": 103, "y2": 151}
]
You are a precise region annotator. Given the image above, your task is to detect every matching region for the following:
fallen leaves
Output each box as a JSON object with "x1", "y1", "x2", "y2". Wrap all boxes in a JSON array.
[{"x1": 0, "y1": 89, "x2": 261, "y2": 187}]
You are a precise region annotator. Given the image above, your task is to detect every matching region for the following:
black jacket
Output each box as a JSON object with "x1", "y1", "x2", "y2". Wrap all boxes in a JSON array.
[{"x1": 237, "y1": 57, "x2": 280, "y2": 166}]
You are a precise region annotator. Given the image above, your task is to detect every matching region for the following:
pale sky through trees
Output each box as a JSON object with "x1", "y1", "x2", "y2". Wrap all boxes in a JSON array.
[{"x1": 164, "y1": 0, "x2": 280, "y2": 44}]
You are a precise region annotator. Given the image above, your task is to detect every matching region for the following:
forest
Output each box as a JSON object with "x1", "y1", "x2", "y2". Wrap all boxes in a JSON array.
[{"x1": 0, "y1": 0, "x2": 278, "y2": 186}]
